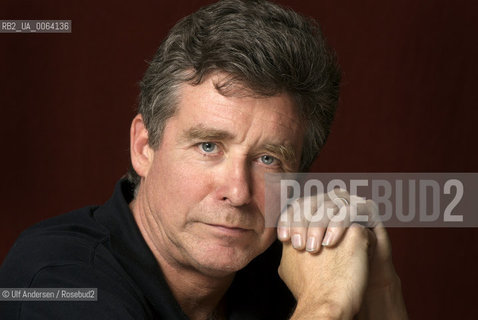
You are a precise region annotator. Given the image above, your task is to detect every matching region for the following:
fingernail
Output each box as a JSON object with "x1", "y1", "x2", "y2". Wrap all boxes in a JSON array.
[
  {"x1": 278, "y1": 227, "x2": 289, "y2": 240},
  {"x1": 322, "y1": 231, "x2": 334, "y2": 246},
  {"x1": 306, "y1": 236, "x2": 316, "y2": 252},
  {"x1": 292, "y1": 234, "x2": 302, "y2": 248}
]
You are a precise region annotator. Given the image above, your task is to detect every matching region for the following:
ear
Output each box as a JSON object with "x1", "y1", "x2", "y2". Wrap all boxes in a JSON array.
[{"x1": 130, "y1": 114, "x2": 154, "y2": 179}]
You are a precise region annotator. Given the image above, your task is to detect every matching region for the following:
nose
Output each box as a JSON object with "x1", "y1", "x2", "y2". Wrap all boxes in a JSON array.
[{"x1": 215, "y1": 157, "x2": 252, "y2": 206}]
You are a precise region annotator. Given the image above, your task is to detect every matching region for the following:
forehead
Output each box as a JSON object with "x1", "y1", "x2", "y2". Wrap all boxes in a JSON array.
[{"x1": 173, "y1": 75, "x2": 303, "y2": 138}]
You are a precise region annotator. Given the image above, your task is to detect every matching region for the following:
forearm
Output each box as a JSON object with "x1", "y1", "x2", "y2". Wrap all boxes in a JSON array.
[
  {"x1": 288, "y1": 276, "x2": 407, "y2": 320},
  {"x1": 357, "y1": 276, "x2": 408, "y2": 320}
]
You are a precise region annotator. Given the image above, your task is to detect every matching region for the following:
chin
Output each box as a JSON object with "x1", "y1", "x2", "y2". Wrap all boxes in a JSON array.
[{"x1": 190, "y1": 245, "x2": 257, "y2": 277}]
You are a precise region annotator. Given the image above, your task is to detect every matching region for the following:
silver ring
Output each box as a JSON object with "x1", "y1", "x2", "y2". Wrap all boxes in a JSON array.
[{"x1": 333, "y1": 197, "x2": 349, "y2": 207}]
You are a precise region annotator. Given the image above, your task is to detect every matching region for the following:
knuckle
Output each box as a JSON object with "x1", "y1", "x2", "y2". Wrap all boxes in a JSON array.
[
  {"x1": 366, "y1": 199, "x2": 377, "y2": 209},
  {"x1": 348, "y1": 224, "x2": 368, "y2": 240},
  {"x1": 323, "y1": 201, "x2": 338, "y2": 211},
  {"x1": 329, "y1": 219, "x2": 345, "y2": 229},
  {"x1": 306, "y1": 226, "x2": 324, "y2": 237},
  {"x1": 330, "y1": 187, "x2": 349, "y2": 196},
  {"x1": 366, "y1": 199, "x2": 379, "y2": 214},
  {"x1": 321, "y1": 201, "x2": 339, "y2": 219}
]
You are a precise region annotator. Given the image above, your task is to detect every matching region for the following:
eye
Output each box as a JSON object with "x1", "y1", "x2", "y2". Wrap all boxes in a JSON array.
[
  {"x1": 259, "y1": 155, "x2": 278, "y2": 166},
  {"x1": 199, "y1": 142, "x2": 218, "y2": 153}
]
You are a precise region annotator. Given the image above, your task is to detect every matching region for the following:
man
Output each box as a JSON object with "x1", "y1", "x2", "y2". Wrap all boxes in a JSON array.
[{"x1": 0, "y1": 0, "x2": 407, "y2": 319}]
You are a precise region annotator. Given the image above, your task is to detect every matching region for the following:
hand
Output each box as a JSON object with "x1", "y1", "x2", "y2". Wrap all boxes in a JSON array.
[
  {"x1": 277, "y1": 188, "x2": 377, "y2": 252},
  {"x1": 356, "y1": 222, "x2": 408, "y2": 320},
  {"x1": 279, "y1": 224, "x2": 377, "y2": 320},
  {"x1": 277, "y1": 190, "x2": 408, "y2": 319}
]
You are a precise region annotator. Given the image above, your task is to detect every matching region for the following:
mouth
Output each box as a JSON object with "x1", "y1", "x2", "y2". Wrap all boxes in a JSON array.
[{"x1": 203, "y1": 223, "x2": 251, "y2": 237}]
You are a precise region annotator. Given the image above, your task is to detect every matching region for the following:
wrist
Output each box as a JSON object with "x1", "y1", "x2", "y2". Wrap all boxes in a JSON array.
[
  {"x1": 291, "y1": 297, "x2": 354, "y2": 320},
  {"x1": 365, "y1": 273, "x2": 402, "y2": 297}
]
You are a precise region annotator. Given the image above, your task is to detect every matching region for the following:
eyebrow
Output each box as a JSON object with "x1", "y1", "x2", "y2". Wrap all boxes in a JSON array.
[
  {"x1": 181, "y1": 124, "x2": 298, "y2": 167},
  {"x1": 180, "y1": 125, "x2": 234, "y2": 142},
  {"x1": 263, "y1": 143, "x2": 298, "y2": 169}
]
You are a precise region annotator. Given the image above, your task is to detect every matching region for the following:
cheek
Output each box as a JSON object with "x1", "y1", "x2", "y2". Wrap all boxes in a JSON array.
[
  {"x1": 251, "y1": 170, "x2": 267, "y2": 213},
  {"x1": 261, "y1": 227, "x2": 277, "y2": 244},
  {"x1": 148, "y1": 154, "x2": 214, "y2": 212},
  {"x1": 252, "y1": 227, "x2": 277, "y2": 260}
]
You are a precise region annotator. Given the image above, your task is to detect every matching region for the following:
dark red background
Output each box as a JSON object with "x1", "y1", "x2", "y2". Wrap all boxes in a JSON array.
[{"x1": 1, "y1": 0, "x2": 477, "y2": 318}]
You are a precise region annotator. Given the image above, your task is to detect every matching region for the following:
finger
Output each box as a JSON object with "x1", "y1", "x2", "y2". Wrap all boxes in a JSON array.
[
  {"x1": 277, "y1": 203, "x2": 293, "y2": 241},
  {"x1": 347, "y1": 222, "x2": 377, "y2": 259},
  {"x1": 280, "y1": 195, "x2": 322, "y2": 249},
  {"x1": 305, "y1": 224, "x2": 327, "y2": 253},
  {"x1": 304, "y1": 200, "x2": 334, "y2": 250},
  {"x1": 322, "y1": 204, "x2": 350, "y2": 247},
  {"x1": 370, "y1": 219, "x2": 394, "y2": 264},
  {"x1": 373, "y1": 220, "x2": 390, "y2": 245},
  {"x1": 365, "y1": 225, "x2": 378, "y2": 261},
  {"x1": 322, "y1": 188, "x2": 351, "y2": 246},
  {"x1": 350, "y1": 197, "x2": 381, "y2": 228},
  {"x1": 351, "y1": 199, "x2": 395, "y2": 271},
  {"x1": 327, "y1": 187, "x2": 351, "y2": 206},
  {"x1": 290, "y1": 214, "x2": 309, "y2": 250}
]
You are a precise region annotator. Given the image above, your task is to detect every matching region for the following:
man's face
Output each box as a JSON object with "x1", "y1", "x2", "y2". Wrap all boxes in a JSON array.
[{"x1": 139, "y1": 74, "x2": 304, "y2": 276}]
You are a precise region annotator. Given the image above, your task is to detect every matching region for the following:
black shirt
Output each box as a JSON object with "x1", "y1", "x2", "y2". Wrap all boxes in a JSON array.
[{"x1": 0, "y1": 179, "x2": 295, "y2": 319}]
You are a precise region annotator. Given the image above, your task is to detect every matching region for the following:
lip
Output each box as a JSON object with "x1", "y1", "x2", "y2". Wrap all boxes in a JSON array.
[{"x1": 204, "y1": 223, "x2": 251, "y2": 236}]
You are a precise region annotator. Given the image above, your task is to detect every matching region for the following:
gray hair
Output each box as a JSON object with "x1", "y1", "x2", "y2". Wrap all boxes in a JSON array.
[{"x1": 127, "y1": 0, "x2": 341, "y2": 186}]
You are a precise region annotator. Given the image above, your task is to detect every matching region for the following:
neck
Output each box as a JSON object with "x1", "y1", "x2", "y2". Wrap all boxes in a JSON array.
[
  {"x1": 159, "y1": 257, "x2": 233, "y2": 320},
  {"x1": 130, "y1": 196, "x2": 233, "y2": 320}
]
